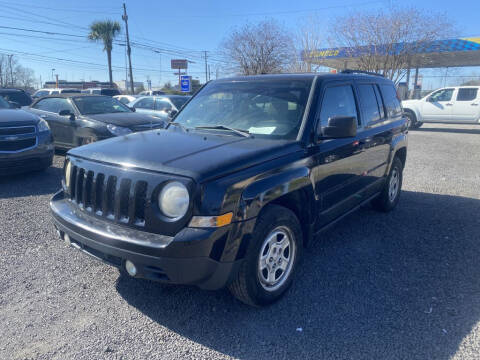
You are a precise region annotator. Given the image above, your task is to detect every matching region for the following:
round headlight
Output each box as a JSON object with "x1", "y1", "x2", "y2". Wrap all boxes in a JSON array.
[
  {"x1": 107, "y1": 124, "x2": 132, "y2": 136},
  {"x1": 158, "y1": 181, "x2": 189, "y2": 219}
]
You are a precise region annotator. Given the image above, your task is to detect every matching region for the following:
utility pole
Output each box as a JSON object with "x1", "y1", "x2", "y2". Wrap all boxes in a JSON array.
[
  {"x1": 204, "y1": 51, "x2": 208, "y2": 83},
  {"x1": 123, "y1": 3, "x2": 134, "y2": 94}
]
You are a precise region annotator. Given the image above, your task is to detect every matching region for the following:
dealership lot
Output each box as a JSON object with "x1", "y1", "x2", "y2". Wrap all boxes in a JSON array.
[{"x1": 0, "y1": 124, "x2": 479, "y2": 359}]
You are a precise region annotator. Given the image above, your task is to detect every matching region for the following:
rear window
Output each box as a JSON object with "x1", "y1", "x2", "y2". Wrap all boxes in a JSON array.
[
  {"x1": 101, "y1": 89, "x2": 120, "y2": 96},
  {"x1": 379, "y1": 84, "x2": 402, "y2": 118},
  {"x1": 456, "y1": 88, "x2": 478, "y2": 101},
  {"x1": 0, "y1": 91, "x2": 32, "y2": 106}
]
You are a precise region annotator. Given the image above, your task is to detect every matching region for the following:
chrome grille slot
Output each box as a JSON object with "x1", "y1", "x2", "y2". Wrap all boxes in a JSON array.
[
  {"x1": 117, "y1": 179, "x2": 132, "y2": 223},
  {"x1": 0, "y1": 126, "x2": 35, "y2": 135},
  {"x1": 70, "y1": 166, "x2": 77, "y2": 199},
  {"x1": 132, "y1": 181, "x2": 147, "y2": 226},
  {"x1": 94, "y1": 173, "x2": 105, "y2": 214},
  {"x1": 104, "y1": 176, "x2": 117, "y2": 219},
  {"x1": 75, "y1": 168, "x2": 85, "y2": 207},
  {"x1": 84, "y1": 171, "x2": 94, "y2": 210}
]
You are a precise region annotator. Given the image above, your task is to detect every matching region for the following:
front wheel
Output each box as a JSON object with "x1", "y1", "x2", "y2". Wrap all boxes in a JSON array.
[
  {"x1": 228, "y1": 204, "x2": 303, "y2": 306},
  {"x1": 372, "y1": 157, "x2": 403, "y2": 212},
  {"x1": 405, "y1": 111, "x2": 422, "y2": 129}
]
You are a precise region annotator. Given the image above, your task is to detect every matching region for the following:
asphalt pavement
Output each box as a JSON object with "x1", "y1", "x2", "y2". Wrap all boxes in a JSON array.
[{"x1": 0, "y1": 123, "x2": 479, "y2": 360}]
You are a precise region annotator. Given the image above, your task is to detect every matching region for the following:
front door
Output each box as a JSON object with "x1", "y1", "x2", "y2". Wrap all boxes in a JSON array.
[
  {"x1": 311, "y1": 82, "x2": 368, "y2": 228},
  {"x1": 421, "y1": 88, "x2": 455, "y2": 122}
]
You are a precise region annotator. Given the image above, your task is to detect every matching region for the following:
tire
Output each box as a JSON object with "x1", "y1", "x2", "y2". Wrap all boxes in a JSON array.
[
  {"x1": 405, "y1": 110, "x2": 422, "y2": 129},
  {"x1": 228, "y1": 204, "x2": 303, "y2": 306},
  {"x1": 372, "y1": 156, "x2": 403, "y2": 212}
]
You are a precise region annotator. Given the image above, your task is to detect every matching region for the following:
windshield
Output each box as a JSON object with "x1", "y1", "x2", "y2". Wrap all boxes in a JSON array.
[
  {"x1": 173, "y1": 79, "x2": 313, "y2": 139},
  {"x1": 0, "y1": 96, "x2": 10, "y2": 109},
  {"x1": 169, "y1": 96, "x2": 190, "y2": 109},
  {"x1": 73, "y1": 96, "x2": 132, "y2": 115}
]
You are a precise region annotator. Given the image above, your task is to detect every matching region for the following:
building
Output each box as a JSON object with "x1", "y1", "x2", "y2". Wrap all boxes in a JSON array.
[
  {"x1": 43, "y1": 80, "x2": 118, "y2": 90},
  {"x1": 114, "y1": 80, "x2": 145, "y2": 93}
]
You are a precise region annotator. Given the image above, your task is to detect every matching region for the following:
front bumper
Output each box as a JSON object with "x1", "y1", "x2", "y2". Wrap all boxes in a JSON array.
[
  {"x1": 0, "y1": 131, "x2": 54, "y2": 175},
  {"x1": 50, "y1": 191, "x2": 255, "y2": 290}
]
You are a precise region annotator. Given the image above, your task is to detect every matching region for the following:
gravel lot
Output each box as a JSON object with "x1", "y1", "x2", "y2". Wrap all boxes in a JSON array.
[{"x1": 1, "y1": 123, "x2": 479, "y2": 360}]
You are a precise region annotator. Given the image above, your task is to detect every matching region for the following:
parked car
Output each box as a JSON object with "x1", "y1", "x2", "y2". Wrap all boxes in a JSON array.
[
  {"x1": 402, "y1": 86, "x2": 480, "y2": 128},
  {"x1": 129, "y1": 95, "x2": 191, "y2": 118},
  {"x1": 0, "y1": 96, "x2": 54, "y2": 175},
  {"x1": 113, "y1": 95, "x2": 137, "y2": 105},
  {"x1": 27, "y1": 94, "x2": 166, "y2": 150},
  {"x1": 33, "y1": 88, "x2": 81, "y2": 99},
  {"x1": 51, "y1": 72, "x2": 407, "y2": 306},
  {"x1": 0, "y1": 88, "x2": 33, "y2": 107},
  {"x1": 81, "y1": 88, "x2": 121, "y2": 96},
  {"x1": 138, "y1": 90, "x2": 165, "y2": 96}
]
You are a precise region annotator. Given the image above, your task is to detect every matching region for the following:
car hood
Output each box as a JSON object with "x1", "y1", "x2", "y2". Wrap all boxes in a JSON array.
[
  {"x1": 84, "y1": 112, "x2": 166, "y2": 127},
  {"x1": 68, "y1": 128, "x2": 302, "y2": 181},
  {"x1": 401, "y1": 99, "x2": 422, "y2": 107},
  {"x1": 0, "y1": 109, "x2": 40, "y2": 127}
]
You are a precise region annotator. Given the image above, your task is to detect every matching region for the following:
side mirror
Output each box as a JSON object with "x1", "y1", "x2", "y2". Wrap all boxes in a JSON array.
[
  {"x1": 8, "y1": 101, "x2": 21, "y2": 109},
  {"x1": 168, "y1": 109, "x2": 178, "y2": 118},
  {"x1": 59, "y1": 109, "x2": 75, "y2": 121},
  {"x1": 320, "y1": 116, "x2": 357, "y2": 139},
  {"x1": 129, "y1": 106, "x2": 136, "y2": 112}
]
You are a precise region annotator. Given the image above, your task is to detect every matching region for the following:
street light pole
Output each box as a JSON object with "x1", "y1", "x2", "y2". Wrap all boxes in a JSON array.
[
  {"x1": 51, "y1": 69, "x2": 55, "y2": 82},
  {"x1": 122, "y1": 3, "x2": 134, "y2": 95}
]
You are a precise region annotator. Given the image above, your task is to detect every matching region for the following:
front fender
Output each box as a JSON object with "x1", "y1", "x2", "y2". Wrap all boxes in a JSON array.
[{"x1": 240, "y1": 166, "x2": 314, "y2": 220}]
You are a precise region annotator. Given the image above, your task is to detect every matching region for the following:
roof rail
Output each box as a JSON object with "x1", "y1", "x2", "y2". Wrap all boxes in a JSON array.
[{"x1": 340, "y1": 69, "x2": 385, "y2": 77}]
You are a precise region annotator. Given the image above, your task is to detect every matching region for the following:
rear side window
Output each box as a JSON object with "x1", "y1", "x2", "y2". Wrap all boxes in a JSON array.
[
  {"x1": 379, "y1": 84, "x2": 402, "y2": 118},
  {"x1": 101, "y1": 89, "x2": 120, "y2": 96},
  {"x1": 319, "y1": 85, "x2": 358, "y2": 127},
  {"x1": 155, "y1": 99, "x2": 173, "y2": 111},
  {"x1": 358, "y1": 84, "x2": 381, "y2": 124},
  {"x1": 456, "y1": 88, "x2": 478, "y2": 101}
]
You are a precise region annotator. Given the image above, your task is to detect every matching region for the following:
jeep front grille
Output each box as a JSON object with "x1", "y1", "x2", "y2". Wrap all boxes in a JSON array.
[{"x1": 68, "y1": 164, "x2": 148, "y2": 227}]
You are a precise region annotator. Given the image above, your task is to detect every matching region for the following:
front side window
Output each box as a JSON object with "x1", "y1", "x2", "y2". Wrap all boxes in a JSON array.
[
  {"x1": 428, "y1": 88, "x2": 454, "y2": 102},
  {"x1": 73, "y1": 96, "x2": 131, "y2": 115},
  {"x1": 135, "y1": 97, "x2": 154, "y2": 109},
  {"x1": 319, "y1": 85, "x2": 358, "y2": 127},
  {"x1": 35, "y1": 90, "x2": 49, "y2": 97},
  {"x1": 34, "y1": 98, "x2": 74, "y2": 113},
  {"x1": 456, "y1": 88, "x2": 478, "y2": 101},
  {"x1": 358, "y1": 84, "x2": 381, "y2": 124},
  {"x1": 173, "y1": 79, "x2": 313, "y2": 139},
  {"x1": 169, "y1": 96, "x2": 190, "y2": 109},
  {"x1": 380, "y1": 84, "x2": 402, "y2": 118},
  {"x1": 155, "y1": 99, "x2": 173, "y2": 111}
]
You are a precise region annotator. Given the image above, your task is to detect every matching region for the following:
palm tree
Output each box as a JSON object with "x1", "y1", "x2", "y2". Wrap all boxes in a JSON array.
[{"x1": 88, "y1": 20, "x2": 121, "y2": 85}]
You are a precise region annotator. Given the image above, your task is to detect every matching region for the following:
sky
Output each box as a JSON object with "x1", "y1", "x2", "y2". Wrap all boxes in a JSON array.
[{"x1": 0, "y1": 0, "x2": 479, "y2": 90}]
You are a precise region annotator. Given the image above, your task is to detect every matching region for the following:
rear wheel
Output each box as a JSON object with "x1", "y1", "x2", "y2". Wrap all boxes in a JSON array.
[
  {"x1": 372, "y1": 156, "x2": 403, "y2": 212},
  {"x1": 228, "y1": 204, "x2": 302, "y2": 306}
]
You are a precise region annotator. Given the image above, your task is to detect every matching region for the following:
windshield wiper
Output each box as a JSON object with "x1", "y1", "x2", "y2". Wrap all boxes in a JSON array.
[
  {"x1": 194, "y1": 125, "x2": 251, "y2": 138},
  {"x1": 167, "y1": 121, "x2": 187, "y2": 131}
]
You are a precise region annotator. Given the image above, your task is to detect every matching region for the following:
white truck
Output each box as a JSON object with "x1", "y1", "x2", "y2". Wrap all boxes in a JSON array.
[{"x1": 402, "y1": 86, "x2": 480, "y2": 128}]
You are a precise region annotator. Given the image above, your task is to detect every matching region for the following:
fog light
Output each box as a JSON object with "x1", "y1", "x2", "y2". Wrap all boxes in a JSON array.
[
  {"x1": 64, "y1": 233, "x2": 71, "y2": 246},
  {"x1": 125, "y1": 260, "x2": 137, "y2": 276}
]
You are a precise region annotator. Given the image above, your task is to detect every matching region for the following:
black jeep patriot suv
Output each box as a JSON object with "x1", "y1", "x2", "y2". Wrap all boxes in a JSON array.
[{"x1": 51, "y1": 72, "x2": 407, "y2": 306}]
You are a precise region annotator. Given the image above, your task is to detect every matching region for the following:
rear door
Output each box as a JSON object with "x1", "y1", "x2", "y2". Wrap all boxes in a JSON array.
[
  {"x1": 355, "y1": 82, "x2": 392, "y2": 193},
  {"x1": 450, "y1": 87, "x2": 480, "y2": 123},
  {"x1": 421, "y1": 88, "x2": 455, "y2": 121}
]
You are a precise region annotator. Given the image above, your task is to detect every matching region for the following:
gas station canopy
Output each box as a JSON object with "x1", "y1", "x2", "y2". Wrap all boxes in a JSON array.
[{"x1": 303, "y1": 37, "x2": 480, "y2": 69}]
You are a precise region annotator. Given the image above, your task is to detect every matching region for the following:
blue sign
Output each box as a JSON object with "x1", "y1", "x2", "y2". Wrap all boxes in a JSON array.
[{"x1": 180, "y1": 75, "x2": 191, "y2": 92}]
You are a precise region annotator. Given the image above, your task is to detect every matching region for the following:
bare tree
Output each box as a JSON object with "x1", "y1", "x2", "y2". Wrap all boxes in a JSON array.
[
  {"x1": 0, "y1": 54, "x2": 35, "y2": 89},
  {"x1": 328, "y1": 7, "x2": 454, "y2": 83},
  {"x1": 291, "y1": 15, "x2": 324, "y2": 73},
  {"x1": 221, "y1": 19, "x2": 295, "y2": 75}
]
